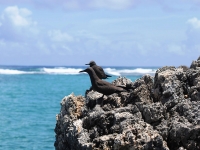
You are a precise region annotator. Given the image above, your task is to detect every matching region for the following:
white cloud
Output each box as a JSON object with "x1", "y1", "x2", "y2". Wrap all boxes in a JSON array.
[
  {"x1": 187, "y1": 17, "x2": 200, "y2": 29},
  {"x1": 2, "y1": 6, "x2": 35, "y2": 27},
  {"x1": 0, "y1": 1, "x2": 200, "y2": 66},
  {"x1": 0, "y1": 6, "x2": 38, "y2": 42},
  {"x1": 48, "y1": 30, "x2": 74, "y2": 42},
  {"x1": 183, "y1": 17, "x2": 200, "y2": 55}
]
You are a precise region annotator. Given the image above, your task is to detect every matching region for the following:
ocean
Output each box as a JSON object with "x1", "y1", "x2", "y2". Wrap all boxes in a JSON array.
[{"x1": 0, "y1": 66, "x2": 158, "y2": 150}]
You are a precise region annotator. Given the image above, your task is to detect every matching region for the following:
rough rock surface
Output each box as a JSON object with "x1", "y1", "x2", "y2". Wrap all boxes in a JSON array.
[{"x1": 55, "y1": 57, "x2": 200, "y2": 150}]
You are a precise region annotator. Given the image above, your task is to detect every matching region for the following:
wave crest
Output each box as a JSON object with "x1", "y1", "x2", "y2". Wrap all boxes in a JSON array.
[
  {"x1": 0, "y1": 67, "x2": 157, "y2": 75},
  {"x1": 41, "y1": 67, "x2": 82, "y2": 75},
  {"x1": 104, "y1": 68, "x2": 156, "y2": 76},
  {"x1": 0, "y1": 69, "x2": 28, "y2": 74}
]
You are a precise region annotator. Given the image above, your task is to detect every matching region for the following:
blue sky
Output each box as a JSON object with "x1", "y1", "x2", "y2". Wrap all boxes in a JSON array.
[{"x1": 0, "y1": 0, "x2": 200, "y2": 66}]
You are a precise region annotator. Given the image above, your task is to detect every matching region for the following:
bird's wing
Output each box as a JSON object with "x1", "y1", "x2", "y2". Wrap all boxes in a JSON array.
[
  {"x1": 96, "y1": 80, "x2": 122, "y2": 92},
  {"x1": 96, "y1": 66, "x2": 106, "y2": 76},
  {"x1": 97, "y1": 66, "x2": 104, "y2": 72},
  {"x1": 96, "y1": 66, "x2": 111, "y2": 78},
  {"x1": 96, "y1": 80, "x2": 111, "y2": 87}
]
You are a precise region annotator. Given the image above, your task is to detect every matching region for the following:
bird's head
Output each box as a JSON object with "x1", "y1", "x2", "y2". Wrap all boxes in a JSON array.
[
  {"x1": 85, "y1": 60, "x2": 96, "y2": 66},
  {"x1": 79, "y1": 67, "x2": 93, "y2": 74}
]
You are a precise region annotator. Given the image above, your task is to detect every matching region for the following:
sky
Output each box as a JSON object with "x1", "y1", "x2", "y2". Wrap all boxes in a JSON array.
[{"x1": 0, "y1": 0, "x2": 200, "y2": 67}]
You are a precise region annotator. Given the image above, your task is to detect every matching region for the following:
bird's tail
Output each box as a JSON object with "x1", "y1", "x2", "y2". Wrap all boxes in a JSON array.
[{"x1": 116, "y1": 84, "x2": 133, "y2": 91}]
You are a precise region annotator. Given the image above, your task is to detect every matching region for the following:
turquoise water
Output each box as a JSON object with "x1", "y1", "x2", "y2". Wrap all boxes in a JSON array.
[{"x1": 0, "y1": 66, "x2": 157, "y2": 150}]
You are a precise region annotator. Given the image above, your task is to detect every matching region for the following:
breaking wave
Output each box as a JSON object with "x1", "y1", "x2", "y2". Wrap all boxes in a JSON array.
[
  {"x1": 0, "y1": 67, "x2": 157, "y2": 75},
  {"x1": 104, "y1": 68, "x2": 156, "y2": 76},
  {"x1": 41, "y1": 67, "x2": 83, "y2": 75},
  {"x1": 0, "y1": 69, "x2": 32, "y2": 75}
]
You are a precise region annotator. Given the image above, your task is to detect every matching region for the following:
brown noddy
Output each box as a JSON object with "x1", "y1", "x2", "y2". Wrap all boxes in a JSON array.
[
  {"x1": 85, "y1": 61, "x2": 111, "y2": 79},
  {"x1": 79, "y1": 67, "x2": 126, "y2": 98}
]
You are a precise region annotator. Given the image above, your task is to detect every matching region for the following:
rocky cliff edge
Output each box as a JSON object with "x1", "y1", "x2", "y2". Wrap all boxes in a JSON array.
[{"x1": 54, "y1": 57, "x2": 200, "y2": 150}]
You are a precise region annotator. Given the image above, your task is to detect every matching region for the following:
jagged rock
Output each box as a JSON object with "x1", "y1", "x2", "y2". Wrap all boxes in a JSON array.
[
  {"x1": 190, "y1": 56, "x2": 200, "y2": 69},
  {"x1": 153, "y1": 66, "x2": 186, "y2": 104},
  {"x1": 140, "y1": 102, "x2": 166, "y2": 124},
  {"x1": 168, "y1": 115, "x2": 200, "y2": 150},
  {"x1": 55, "y1": 56, "x2": 200, "y2": 150},
  {"x1": 126, "y1": 75, "x2": 154, "y2": 104},
  {"x1": 111, "y1": 76, "x2": 132, "y2": 86},
  {"x1": 187, "y1": 67, "x2": 200, "y2": 101}
]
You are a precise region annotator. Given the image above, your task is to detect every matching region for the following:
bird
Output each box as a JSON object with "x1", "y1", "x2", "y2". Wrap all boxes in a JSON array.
[
  {"x1": 85, "y1": 61, "x2": 112, "y2": 79},
  {"x1": 79, "y1": 67, "x2": 127, "y2": 98}
]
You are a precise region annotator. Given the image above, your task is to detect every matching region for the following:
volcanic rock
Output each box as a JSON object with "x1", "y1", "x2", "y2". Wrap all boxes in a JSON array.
[{"x1": 55, "y1": 57, "x2": 200, "y2": 150}]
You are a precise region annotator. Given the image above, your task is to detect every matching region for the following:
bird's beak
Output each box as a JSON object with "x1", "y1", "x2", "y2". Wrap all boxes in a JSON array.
[
  {"x1": 79, "y1": 69, "x2": 86, "y2": 73},
  {"x1": 85, "y1": 63, "x2": 89, "y2": 65}
]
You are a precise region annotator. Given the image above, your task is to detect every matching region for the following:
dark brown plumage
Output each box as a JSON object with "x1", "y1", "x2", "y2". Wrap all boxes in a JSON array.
[
  {"x1": 79, "y1": 67, "x2": 126, "y2": 97},
  {"x1": 85, "y1": 61, "x2": 111, "y2": 79}
]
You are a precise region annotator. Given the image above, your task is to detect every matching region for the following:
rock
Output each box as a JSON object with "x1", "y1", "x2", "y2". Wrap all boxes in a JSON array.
[
  {"x1": 55, "y1": 56, "x2": 200, "y2": 150},
  {"x1": 153, "y1": 66, "x2": 186, "y2": 104},
  {"x1": 126, "y1": 75, "x2": 154, "y2": 104},
  {"x1": 187, "y1": 67, "x2": 200, "y2": 101},
  {"x1": 141, "y1": 102, "x2": 166, "y2": 124},
  {"x1": 190, "y1": 56, "x2": 200, "y2": 69}
]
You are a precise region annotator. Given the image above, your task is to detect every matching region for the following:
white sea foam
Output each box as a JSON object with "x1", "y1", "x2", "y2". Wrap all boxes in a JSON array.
[
  {"x1": 0, "y1": 67, "x2": 157, "y2": 75},
  {"x1": 0, "y1": 69, "x2": 28, "y2": 74},
  {"x1": 104, "y1": 68, "x2": 156, "y2": 76},
  {"x1": 41, "y1": 67, "x2": 83, "y2": 75}
]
